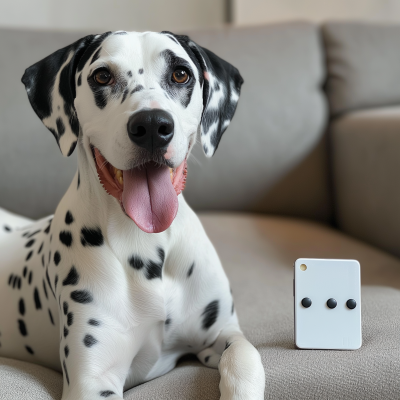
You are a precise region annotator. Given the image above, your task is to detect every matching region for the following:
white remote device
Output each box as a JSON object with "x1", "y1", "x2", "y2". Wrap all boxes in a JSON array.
[{"x1": 294, "y1": 258, "x2": 362, "y2": 350}]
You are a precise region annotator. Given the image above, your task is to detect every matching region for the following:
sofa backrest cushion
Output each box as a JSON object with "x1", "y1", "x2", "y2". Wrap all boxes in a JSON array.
[
  {"x1": 184, "y1": 22, "x2": 331, "y2": 221},
  {"x1": 323, "y1": 21, "x2": 400, "y2": 117}
]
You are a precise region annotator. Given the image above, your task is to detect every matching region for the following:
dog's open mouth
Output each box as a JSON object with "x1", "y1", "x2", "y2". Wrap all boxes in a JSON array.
[{"x1": 93, "y1": 147, "x2": 187, "y2": 234}]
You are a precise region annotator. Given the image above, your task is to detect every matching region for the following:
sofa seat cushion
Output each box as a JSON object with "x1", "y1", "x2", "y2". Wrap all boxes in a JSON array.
[{"x1": 1, "y1": 213, "x2": 400, "y2": 399}]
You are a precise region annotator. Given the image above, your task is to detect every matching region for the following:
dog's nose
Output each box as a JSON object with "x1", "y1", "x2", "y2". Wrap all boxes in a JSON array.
[{"x1": 127, "y1": 109, "x2": 174, "y2": 152}]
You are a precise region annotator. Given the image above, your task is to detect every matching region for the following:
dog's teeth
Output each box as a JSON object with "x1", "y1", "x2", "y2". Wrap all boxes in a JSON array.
[{"x1": 118, "y1": 176, "x2": 123, "y2": 185}]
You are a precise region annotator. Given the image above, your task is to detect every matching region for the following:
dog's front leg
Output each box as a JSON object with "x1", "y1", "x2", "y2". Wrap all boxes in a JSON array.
[
  {"x1": 198, "y1": 324, "x2": 265, "y2": 400},
  {"x1": 59, "y1": 286, "x2": 133, "y2": 400}
]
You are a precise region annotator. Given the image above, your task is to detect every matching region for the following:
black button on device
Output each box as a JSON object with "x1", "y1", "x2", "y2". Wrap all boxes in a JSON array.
[
  {"x1": 346, "y1": 299, "x2": 357, "y2": 309},
  {"x1": 301, "y1": 297, "x2": 312, "y2": 308},
  {"x1": 327, "y1": 298, "x2": 337, "y2": 309}
]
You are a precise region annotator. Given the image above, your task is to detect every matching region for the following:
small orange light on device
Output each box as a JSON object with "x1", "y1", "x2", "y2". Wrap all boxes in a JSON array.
[{"x1": 300, "y1": 264, "x2": 307, "y2": 271}]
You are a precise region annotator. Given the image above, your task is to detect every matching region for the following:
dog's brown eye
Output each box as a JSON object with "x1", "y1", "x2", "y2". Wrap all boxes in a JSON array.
[
  {"x1": 94, "y1": 69, "x2": 113, "y2": 85},
  {"x1": 172, "y1": 69, "x2": 189, "y2": 84}
]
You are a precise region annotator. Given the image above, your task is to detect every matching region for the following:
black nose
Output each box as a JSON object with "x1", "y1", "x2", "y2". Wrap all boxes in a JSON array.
[{"x1": 127, "y1": 109, "x2": 174, "y2": 152}]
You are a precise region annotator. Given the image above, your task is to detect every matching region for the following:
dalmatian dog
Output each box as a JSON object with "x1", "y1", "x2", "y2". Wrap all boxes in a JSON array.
[{"x1": 0, "y1": 31, "x2": 265, "y2": 399}]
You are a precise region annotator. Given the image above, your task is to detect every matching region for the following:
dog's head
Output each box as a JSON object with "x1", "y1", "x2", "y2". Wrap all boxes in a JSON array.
[{"x1": 22, "y1": 31, "x2": 243, "y2": 233}]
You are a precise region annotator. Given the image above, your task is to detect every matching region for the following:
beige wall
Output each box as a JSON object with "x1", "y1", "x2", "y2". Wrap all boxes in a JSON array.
[
  {"x1": 0, "y1": 0, "x2": 225, "y2": 32},
  {"x1": 233, "y1": 0, "x2": 400, "y2": 26}
]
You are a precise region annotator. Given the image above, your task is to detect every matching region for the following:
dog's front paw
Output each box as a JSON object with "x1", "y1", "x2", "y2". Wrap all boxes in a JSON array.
[{"x1": 218, "y1": 340, "x2": 265, "y2": 400}]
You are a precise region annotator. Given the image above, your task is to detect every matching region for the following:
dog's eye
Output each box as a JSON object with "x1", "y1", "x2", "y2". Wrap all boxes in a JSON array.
[
  {"x1": 94, "y1": 69, "x2": 113, "y2": 85},
  {"x1": 172, "y1": 68, "x2": 189, "y2": 84}
]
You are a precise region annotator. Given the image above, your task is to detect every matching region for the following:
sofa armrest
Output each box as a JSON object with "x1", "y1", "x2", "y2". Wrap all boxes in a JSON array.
[{"x1": 331, "y1": 106, "x2": 400, "y2": 258}]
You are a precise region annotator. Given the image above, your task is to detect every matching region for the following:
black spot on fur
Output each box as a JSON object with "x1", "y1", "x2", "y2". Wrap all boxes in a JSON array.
[
  {"x1": 3, "y1": 225, "x2": 11, "y2": 232},
  {"x1": 43, "y1": 279, "x2": 48, "y2": 299},
  {"x1": 48, "y1": 309, "x2": 55, "y2": 325},
  {"x1": 17, "y1": 277, "x2": 21, "y2": 289},
  {"x1": 205, "y1": 355, "x2": 210, "y2": 363},
  {"x1": 22, "y1": 231, "x2": 29, "y2": 237},
  {"x1": 19, "y1": 298, "x2": 25, "y2": 316},
  {"x1": 54, "y1": 251, "x2": 61, "y2": 266},
  {"x1": 34, "y1": 287, "x2": 42, "y2": 309},
  {"x1": 8, "y1": 274, "x2": 13, "y2": 285},
  {"x1": 121, "y1": 87, "x2": 129, "y2": 103},
  {"x1": 145, "y1": 248, "x2": 165, "y2": 280},
  {"x1": 25, "y1": 345, "x2": 34, "y2": 355},
  {"x1": 71, "y1": 290, "x2": 93, "y2": 304},
  {"x1": 18, "y1": 319, "x2": 28, "y2": 336},
  {"x1": 37, "y1": 242, "x2": 44, "y2": 254},
  {"x1": 59, "y1": 231, "x2": 73, "y2": 247},
  {"x1": 83, "y1": 334, "x2": 98, "y2": 347},
  {"x1": 12, "y1": 276, "x2": 18, "y2": 288},
  {"x1": 54, "y1": 275, "x2": 58, "y2": 291},
  {"x1": 67, "y1": 312, "x2": 74, "y2": 326},
  {"x1": 44, "y1": 222, "x2": 51, "y2": 234},
  {"x1": 25, "y1": 239, "x2": 35, "y2": 248},
  {"x1": 77, "y1": 73, "x2": 82, "y2": 86},
  {"x1": 131, "y1": 85, "x2": 144, "y2": 94},
  {"x1": 128, "y1": 255, "x2": 144, "y2": 270},
  {"x1": 67, "y1": 141, "x2": 76, "y2": 157},
  {"x1": 139, "y1": 68, "x2": 144, "y2": 74},
  {"x1": 114, "y1": 31, "x2": 127, "y2": 35},
  {"x1": 64, "y1": 326, "x2": 69, "y2": 338},
  {"x1": 63, "y1": 302, "x2": 68, "y2": 315},
  {"x1": 41, "y1": 254, "x2": 45, "y2": 267},
  {"x1": 77, "y1": 171, "x2": 80, "y2": 189},
  {"x1": 224, "y1": 341, "x2": 231, "y2": 351},
  {"x1": 64, "y1": 345, "x2": 69, "y2": 357},
  {"x1": 48, "y1": 251, "x2": 52, "y2": 265},
  {"x1": 46, "y1": 267, "x2": 55, "y2": 298},
  {"x1": 202, "y1": 300, "x2": 219, "y2": 330},
  {"x1": 26, "y1": 251, "x2": 33, "y2": 261},
  {"x1": 231, "y1": 302, "x2": 234, "y2": 314},
  {"x1": 23, "y1": 267, "x2": 27, "y2": 278},
  {"x1": 80, "y1": 227, "x2": 103, "y2": 247},
  {"x1": 165, "y1": 318, "x2": 171, "y2": 326},
  {"x1": 63, "y1": 360, "x2": 69, "y2": 385},
  {"x1": 100, "y1": 390, "x2": 115, "y2": 397},
  {"x1": 90, "y1": 47, "x2": 102, "y2": 65},
  {"x1": 127, "y1": 70, "x2": 132, "y2": 77},
  {"x1": 56, "y1": 117, "x2": 65, "y2": 136},
  {"x1": 63, "y1": 266, "x2": 79, "y2": 286},
  {"x1": 65, "y1": 211, "x2": 74, "y2": 225},
  {"x1": 27, "y1": 230, "x2": 41, "y2": 238},
  {"x1": 187, "y1": 263, "x2": 194, "y2": 277},
  {"x1": 28, "y1": 271, "x2": 33, "y2": 285},
  {"x1": 88, "y1": 319, "x2": 100, "y2": 326}
]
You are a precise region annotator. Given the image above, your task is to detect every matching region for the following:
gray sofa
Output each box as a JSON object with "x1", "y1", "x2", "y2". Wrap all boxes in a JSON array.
[{"x1": 1, "y1": 21, "x2": 400, "y2": 399}]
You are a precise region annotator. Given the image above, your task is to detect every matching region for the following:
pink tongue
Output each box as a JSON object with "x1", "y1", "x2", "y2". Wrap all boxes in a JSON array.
[{"x1": 122, "y1": 164, "x2": 178, "y2": 233}]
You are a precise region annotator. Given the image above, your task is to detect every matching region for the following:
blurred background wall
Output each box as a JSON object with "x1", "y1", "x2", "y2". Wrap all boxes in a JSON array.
[
  {"x1": 0, "y1": 0, "x2": 226, "y2": 32},
  {"x1": 233, "y1": 0, "x2": 400, "y2": 26},
  {"x1": 1, "y1": 0, "x2": 400, "y2": 33}
]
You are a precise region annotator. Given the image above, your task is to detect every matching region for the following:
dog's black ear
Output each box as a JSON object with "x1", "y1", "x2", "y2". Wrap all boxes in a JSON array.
[
  {"x1": 21, "y1": 32, "x2": 111, "y2": 157},
  {"x1": 162, "y1": 32, "x2": 244, "y2": 157}
]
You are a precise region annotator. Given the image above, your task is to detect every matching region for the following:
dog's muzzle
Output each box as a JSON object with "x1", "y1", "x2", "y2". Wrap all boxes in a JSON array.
[{"x1": 127, "y1": 109, "x2": 174, "y2": 153}]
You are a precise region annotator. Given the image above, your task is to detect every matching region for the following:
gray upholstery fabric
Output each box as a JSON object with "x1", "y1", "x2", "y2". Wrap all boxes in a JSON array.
[
  {"x1": 2, "y1": 214, "x2": 400, "y2": 399},
  {"x1": 323, "y1": 21, "x2": 400, "y2": 116},
  {"x1": 330, "y1": 106, "x2": 400, "y2": 259},
  {"x1": 185, "y1": 23, "x2": 330, "y2": 222},
  {"x1": 0, "y1": 28, "x2": 86, "y2": 220},
  {"x1": 0, "y1": 23, "x2": 330, "y2": 223}
]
